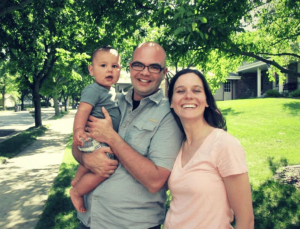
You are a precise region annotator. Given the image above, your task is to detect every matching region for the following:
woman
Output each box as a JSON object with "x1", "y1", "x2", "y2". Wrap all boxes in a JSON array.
[{"x1": 164, "y1": 69, "x2": 254, "y2": 229}]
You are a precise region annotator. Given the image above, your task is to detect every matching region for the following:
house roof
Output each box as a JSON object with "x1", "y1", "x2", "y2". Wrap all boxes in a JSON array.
[
  {"x1": 238, "y1": 60, "x2": 268, "y2": 73},
  {"x1": 227, "y1": 73, "x2": 241, "y2": 80}
]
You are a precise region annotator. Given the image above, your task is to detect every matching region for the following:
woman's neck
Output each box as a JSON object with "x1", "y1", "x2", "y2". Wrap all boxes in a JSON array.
[{"x1": 182, "y1": 118, "x2": 214, "y2": 145}]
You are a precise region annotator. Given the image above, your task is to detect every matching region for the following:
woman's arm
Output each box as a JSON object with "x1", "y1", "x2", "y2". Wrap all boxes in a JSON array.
[{"x1": 223, "y1": 173, "x2": 254, "y2": 229}]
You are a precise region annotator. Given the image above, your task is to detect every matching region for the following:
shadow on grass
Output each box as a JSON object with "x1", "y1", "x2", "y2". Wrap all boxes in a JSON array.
[
  {"x1": 221, "y1": 108, "x2": 243, "y2": 116},
  {"x1": 35, "y1": 163, "x2": 80, "y2": 229},
  {"x1": 282, "y1": 101, "x2": 300, "y2": 116},
  {"x1": 0, "y1": 126, "x2": 47, "y2": 159},
  {"x1": 252, "y1": 158, "x2": 300, "y2": 229}
]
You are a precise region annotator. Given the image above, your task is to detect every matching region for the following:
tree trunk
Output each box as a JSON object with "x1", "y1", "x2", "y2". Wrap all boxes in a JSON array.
[
  {"x1": 32, "y1": 83, "x2": 42, "y2": 127},
  {"x1": 20, "y1": 92, "x2": 25, "y2": 111},
  {"x1": 53, "y1": 94, "x2": 60, "y2": 116},
  {"x1": 2, "y1": 85, "x2": 6, "y2": 111},
  {"x1": 71, "y1": 95, "x2": 77, "y2": 109},
  {"x1": 45, "y1": 96, "x2": 50, "y2": 107},
  {"x1": 63, "y1": 95, "x2": 68, "y2": 111}
]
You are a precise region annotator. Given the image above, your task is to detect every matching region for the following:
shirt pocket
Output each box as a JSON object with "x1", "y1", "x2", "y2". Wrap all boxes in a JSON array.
[{"x1": 126, "y1": 120, "x2": 157, "y2": 156}]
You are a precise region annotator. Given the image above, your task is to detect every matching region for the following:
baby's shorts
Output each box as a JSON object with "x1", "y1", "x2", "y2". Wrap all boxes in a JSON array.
[{"x1": 78, "y1": 137, "x2": 115, "y2": 159}]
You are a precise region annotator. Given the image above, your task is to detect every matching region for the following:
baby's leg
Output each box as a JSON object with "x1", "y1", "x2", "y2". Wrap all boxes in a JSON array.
[
  {"x1": 70, "y1": 173, "x2": 106, "y2": 213},
  {"x1": 71, "y1": 165, "x2": 89, "y2": 187}
]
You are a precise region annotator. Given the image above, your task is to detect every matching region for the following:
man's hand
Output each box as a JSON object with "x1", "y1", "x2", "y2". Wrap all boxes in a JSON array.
[
  {"x1": 86, "y1": 107, "x2": 115, "y2": 144},
  {"x1": 82, "y1": 146, "x2": 118, "y2": 178}
]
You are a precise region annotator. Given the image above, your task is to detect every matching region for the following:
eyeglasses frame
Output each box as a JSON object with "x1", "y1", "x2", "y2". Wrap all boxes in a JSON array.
[{"x1": 130, "y1": 61, "x2": 165, "y2": 73}]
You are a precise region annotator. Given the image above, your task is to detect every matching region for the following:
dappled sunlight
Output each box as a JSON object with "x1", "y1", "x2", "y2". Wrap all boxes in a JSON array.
[{"x1": 0, "y1": 110, "x2": 76, "y2": 229}]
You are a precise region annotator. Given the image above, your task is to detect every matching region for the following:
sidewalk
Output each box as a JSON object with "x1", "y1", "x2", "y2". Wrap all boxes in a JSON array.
[{"x1": 0, "y1": 109, "x2": 76, "y2": 229}]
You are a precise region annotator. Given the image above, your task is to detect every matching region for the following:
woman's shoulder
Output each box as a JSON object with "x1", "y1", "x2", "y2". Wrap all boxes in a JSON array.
[{"x1": 214, "y1": 129, "x2": 242, "y2": 148}]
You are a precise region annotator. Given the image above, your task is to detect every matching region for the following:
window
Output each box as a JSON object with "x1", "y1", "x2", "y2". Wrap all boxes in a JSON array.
[{"x1": 224, "y1": 82, "x2": 231, "y2": 92}]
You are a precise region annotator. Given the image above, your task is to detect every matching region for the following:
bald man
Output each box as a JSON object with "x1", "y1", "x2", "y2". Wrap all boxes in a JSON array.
[{"x1": 73, "y1": 42, "x2": 183, "y2": 229}]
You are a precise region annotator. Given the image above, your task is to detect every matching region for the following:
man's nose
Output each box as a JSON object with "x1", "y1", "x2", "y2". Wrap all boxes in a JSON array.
[{"x1": 140, "y1": 66, "x2": 150, "y2": 75}]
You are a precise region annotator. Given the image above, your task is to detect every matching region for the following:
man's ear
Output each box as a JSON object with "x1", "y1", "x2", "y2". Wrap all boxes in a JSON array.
[{"x1": 163, "y1": 67, "x2": 168, "y2": 76}]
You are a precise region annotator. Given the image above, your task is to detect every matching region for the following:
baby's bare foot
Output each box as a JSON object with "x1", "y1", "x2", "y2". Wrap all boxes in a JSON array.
[
  {"x1": 71, "y1": 179, "x2": 79, "y2": 187},
  {"x1": 69, "y1": 188, "x2": 87, "y2": 213}
]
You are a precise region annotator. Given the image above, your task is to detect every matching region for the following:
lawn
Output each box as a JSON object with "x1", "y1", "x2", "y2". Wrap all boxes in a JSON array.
[
  {"x1": 217, "y1": 98, "x2": 300, "y2": 188},
  {"x1": 0, "y1": 126, "x2": 48, "y2": 160},
  {"x1": 35, "y1": 98, "x2": 300, "y2": 228}
]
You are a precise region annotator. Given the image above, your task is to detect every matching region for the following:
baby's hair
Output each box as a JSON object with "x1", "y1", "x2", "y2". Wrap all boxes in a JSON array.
[{"x1": 91, "y1": 45, "x2": 119, "y2": 62}]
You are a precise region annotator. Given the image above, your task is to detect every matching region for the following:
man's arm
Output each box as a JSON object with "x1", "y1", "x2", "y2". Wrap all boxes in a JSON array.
[
  {"x1": 72, "y1": 143, "x2": 118, "y2": 178},
  {"x1": 105, "y1": 131, "x2": 170, "y2": 193},
  {"x1": 86, "y1": 107, "x2": 181, "y2": 193}
]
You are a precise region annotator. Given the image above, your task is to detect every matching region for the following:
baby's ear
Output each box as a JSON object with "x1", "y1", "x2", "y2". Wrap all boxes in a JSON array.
[{"x1": 88, "y1": 65, "x2": 94, "y2": 76}]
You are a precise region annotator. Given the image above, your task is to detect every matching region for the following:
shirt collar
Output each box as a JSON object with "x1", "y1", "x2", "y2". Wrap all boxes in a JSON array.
[{"x1": 125, "y1": 88, "x2": 165, "y2": 105}]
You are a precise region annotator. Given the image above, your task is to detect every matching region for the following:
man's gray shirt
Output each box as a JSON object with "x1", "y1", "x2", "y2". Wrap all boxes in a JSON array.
[{"x1": 78, "y1": 89, "x2": 183, "y2": 229}]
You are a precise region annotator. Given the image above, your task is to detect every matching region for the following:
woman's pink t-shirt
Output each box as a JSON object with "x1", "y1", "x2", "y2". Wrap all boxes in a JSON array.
[{"x1": 164, "y1": 128, "x2": 248, "y2": 229}]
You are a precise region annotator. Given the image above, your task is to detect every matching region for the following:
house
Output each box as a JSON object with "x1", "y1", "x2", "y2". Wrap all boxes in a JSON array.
[
  {"x1": 0, "y1": 94, "x2": 15, "y2": 108},
  {"x1": 115, "y1": 61, "x2": 300, "y2": 100},
  {"x1": 214, "y1": 61, "x2": 300, "y2": 100}
]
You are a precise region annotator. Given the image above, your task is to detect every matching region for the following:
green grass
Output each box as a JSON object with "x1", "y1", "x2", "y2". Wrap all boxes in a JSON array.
[
  {"x1": 35, "y1": 135, "x2": 80, "y2": 229},
  {"x1": 49, "y1": 110, "x2": 70, "y2": 120},
  {"x1": 0, "y1": 125, "x2": 48, "y2": 160},
  {"x1": 217, "y1": 98, "x2": 300, "y2": 229},
  {"x1": 217, "y1": 98, "x2": 300, "y2": 188},
  {"x1": 5, "y1": 98, "x2": 299, "y2": 229}
]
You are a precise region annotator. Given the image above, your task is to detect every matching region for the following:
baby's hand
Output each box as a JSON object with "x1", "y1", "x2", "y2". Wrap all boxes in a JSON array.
[{"x1": 73, "y1": 129, "x2": 88, "y2": 147}]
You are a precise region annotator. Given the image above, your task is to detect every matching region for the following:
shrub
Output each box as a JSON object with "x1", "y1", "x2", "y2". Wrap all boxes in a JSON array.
[
  {"x1": 289, "y1": 89, "x2": 300, "y2": 98},
  {"x1": 266, "y1": 89, "x2": 281, "y2": 98}
]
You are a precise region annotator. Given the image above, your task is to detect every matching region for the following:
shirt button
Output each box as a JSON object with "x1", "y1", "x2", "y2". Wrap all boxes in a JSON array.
[
  {"x1": 123, "y1": 124, "x2": 126, "y2": 127},
  {"x1": 94, "y1": 197, "x2": 98, "y2": 200}
]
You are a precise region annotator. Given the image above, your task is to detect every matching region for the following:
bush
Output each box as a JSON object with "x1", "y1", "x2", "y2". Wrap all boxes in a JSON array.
[
  {"x1": 289, "y1": 89, "x2": 300, "y2": 98},
  {"x1": 266, "y1": 89, "x2": 281, "y2": 98}
]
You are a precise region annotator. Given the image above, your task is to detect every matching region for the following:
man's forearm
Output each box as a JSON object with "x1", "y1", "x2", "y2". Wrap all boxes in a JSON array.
[{"x1": 107, "y1": 132, "x2": 170, "y2": 193}]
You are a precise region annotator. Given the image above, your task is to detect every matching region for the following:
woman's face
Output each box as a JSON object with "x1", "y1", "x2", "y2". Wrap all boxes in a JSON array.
[{"x1": 170, "y1": 73, "x2": 208, "y2": 121}]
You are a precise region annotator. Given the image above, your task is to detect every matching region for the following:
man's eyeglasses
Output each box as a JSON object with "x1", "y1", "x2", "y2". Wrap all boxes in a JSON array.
[{"x1": 131, "y1": 62, "x2": 165, "y2": 74}]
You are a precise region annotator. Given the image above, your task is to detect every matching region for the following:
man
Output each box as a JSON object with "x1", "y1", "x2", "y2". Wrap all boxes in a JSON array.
[{"x1": 72, "y1": 42, "x2": 183, "y2": 229}]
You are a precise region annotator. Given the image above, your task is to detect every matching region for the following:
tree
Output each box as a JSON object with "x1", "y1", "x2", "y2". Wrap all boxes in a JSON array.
[
  {"x1": 0, "y1": 0, "x2": 152, "y2": 127},
  {"x1": 0, "y1": 59, "x2": 19, "y2": 110},
  {"x1": 153, "y1": 0, "x2": 300, "y2": 78},
  {"x1": 0, "y1": 0, "x2": 34, "y2": 17}
]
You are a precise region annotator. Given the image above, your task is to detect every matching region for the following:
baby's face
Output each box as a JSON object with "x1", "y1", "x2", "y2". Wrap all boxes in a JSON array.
[{"x1": 88, "y1": 50, "x2": 121, "y2": 89}]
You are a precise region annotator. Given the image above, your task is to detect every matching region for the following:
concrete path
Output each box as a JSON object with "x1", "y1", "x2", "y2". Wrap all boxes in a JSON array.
[{"x1": 0, "y1": 108, "x2": 76, "y2": 229}]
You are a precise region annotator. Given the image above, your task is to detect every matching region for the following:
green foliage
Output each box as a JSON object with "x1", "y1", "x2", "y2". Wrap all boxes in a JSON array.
[
  {"x1": 1, "y1": 0, "x2": 300, "y2": 124},
  {"x1": 0, "y1": 125, "x2": 47, "y2": 160},
  {"x1": 252, "y1": 158, "x2": 300, "y2": 229},
  {"x1": 266, "y1": 89, "x2": 282, "y2": 98},
  {"x1": 289, "y1": 89, "x2": 300, "y2": 98}
]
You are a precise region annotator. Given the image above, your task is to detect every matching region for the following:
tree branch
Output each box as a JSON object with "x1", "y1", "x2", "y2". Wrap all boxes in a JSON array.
[
  {"x1": 257, "y1": 52, "x2": 300, "y2": 59},
  {"x1": 270, "y1": 31, "x2": 300, "y2": 46},
  {"x1": 240, "y1": 51, "x2": 300, "y2": 77}
]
